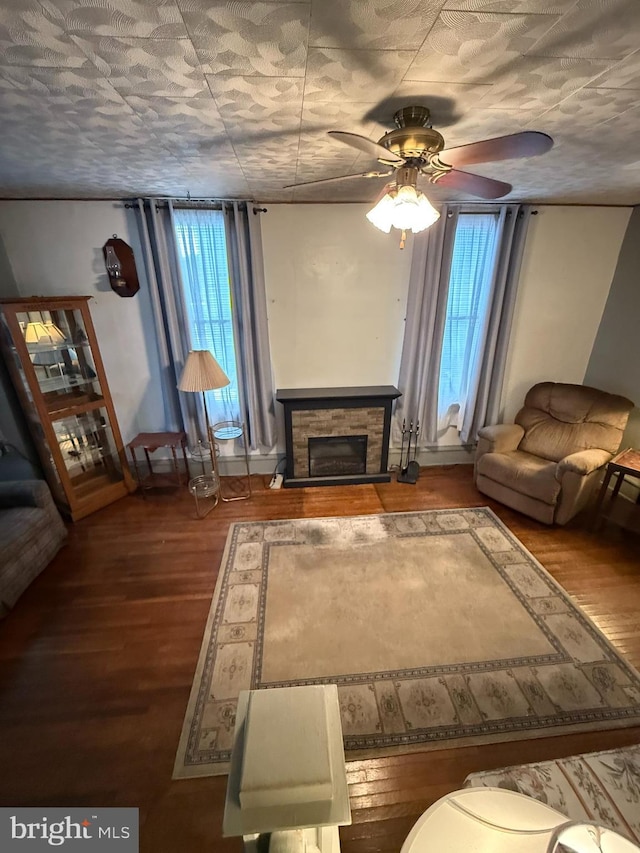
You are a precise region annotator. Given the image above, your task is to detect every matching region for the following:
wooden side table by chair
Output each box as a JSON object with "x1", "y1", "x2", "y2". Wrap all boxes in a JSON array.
[{"x1": 592, "y1": 447, "x2": 640, "y2": 530}]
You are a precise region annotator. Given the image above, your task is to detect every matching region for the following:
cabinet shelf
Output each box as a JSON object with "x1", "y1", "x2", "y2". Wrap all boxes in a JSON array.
[{"x1": 0, "y1": 296, "x2": 135, "y2": 521}]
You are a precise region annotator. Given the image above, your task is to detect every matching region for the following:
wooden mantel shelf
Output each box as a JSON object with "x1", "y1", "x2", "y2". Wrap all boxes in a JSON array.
[{"x1": 276, "y1": 386, "x2": 401, "y2": 403}]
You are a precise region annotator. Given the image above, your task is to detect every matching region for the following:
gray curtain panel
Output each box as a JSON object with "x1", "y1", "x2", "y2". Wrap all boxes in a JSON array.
[
  {"x1": 135, "y1": 198, "x2": 199, "y2": 444},
  {"x1": 224, "y1": 202, "x2": 277, "y2": 452},
  {"x1": 459, "y1": 205, "x2": 532, "y2": 443},
  {"x1": 396, "y1": 204, "x2": 459, "y2": 444},
  {"x1": 397, "y1": 203, "x2": 531, "y2": 447}
]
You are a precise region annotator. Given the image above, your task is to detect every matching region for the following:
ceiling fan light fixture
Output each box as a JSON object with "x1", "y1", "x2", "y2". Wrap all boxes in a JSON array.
[{"x1": 366, "y1": 185, "x2": 440, "y2": 236}]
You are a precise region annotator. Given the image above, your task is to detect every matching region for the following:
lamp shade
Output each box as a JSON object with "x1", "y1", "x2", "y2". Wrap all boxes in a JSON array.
[
  {"x1": 24, "y1": 321, "x2": 66, "y2": 344},
  {"x1": 178, "y1": 350, "x2": 230, "y2": 393}
]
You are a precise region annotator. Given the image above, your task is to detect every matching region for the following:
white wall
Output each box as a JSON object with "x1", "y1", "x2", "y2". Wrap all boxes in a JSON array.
[
  {"x1": 501, "y1": 205, "x2": 631, "y2": 421},
  {"x1": 0, "y1": 201, "x2": 166, "y2": 444},
  {"x1": 262, "y1": 204, "x2": 413, "y2": 389}
]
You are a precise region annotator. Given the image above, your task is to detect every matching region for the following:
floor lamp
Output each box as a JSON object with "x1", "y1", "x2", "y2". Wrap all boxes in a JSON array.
[{"x1": 177, "y1": 350, "x2": 230, "y2": 468}]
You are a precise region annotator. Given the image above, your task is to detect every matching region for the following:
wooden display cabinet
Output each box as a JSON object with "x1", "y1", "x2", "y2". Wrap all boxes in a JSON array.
[{"x1": 0, "y1": 296, "x2": 135, "y2": 521}]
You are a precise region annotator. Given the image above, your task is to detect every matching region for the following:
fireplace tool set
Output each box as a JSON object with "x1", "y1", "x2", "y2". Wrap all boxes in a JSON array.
[{"x1": 398, "y1": 419, "x2": 420, "y2": 484}]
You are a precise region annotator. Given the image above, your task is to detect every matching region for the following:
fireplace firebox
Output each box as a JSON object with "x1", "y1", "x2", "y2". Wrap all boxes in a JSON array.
[
  {"x1": 308, "y1": 435, "x2": 368, "y2": 477},
  {"x1": 276, "y1": 386, "x2": 401, "y2": 487}
]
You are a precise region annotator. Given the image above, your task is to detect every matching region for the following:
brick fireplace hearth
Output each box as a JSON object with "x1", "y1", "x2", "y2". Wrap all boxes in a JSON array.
[{"x1": 276, "y1": 386, "x2": 401, "y2": 487}]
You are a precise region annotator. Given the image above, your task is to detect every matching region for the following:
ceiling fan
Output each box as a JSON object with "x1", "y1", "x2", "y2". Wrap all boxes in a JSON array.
[{"x1": 284, "y1": 105, "x2": 553, "y2": 202}]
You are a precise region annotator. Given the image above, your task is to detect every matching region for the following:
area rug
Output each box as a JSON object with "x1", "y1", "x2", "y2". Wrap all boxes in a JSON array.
[{"x1": 173, "y1": 507, "x2": 640, "y2": 778}]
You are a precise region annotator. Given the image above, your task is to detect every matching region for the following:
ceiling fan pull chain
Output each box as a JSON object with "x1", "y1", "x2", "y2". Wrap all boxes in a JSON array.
[{"x1": 399, "y1": 229, "x2": 407, "y2": 250}]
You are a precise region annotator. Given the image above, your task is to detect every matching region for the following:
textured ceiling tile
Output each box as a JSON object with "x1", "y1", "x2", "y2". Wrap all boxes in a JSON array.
[
  {"x1": 533, "y1": 86, "x2": 640, "y2": 133},
  {"x1": 301, "y1": 100, "x2": 380, "y2": 130},
  {"x1": 64, "y1": 107, "x2": 150, "y2": 142},
  {"x1": 527, "y1": 0, "x2": 640, "y2": 60},
  {"x1": 0, "y1": 90, "x2": 77, "y2": 130},
  {"x1": 206, "y1": 75, "x2": 304, "y2": 139},
  {"x1": 181, "y1": 1, "x2": 309, "y2": 77},
  {"x1": 477, "y1": 153, "x2": 640, "y2": 203},
  {"x1": 182, "y1": 175, "x2": 252, "y2": 195},
  {"x1": 234, "y1": 141, "x2": 299, "y2": 177},
  {"x1": 586, "y1": 49, "x2": 640, "y2": 89},
  {"x1": 407, "y1": 11, "x2": 560, "y2": 83},
  {"x1": 478, "y1": 55, "x2": 613, "y2": 110},
  {"x1": 125, "y1": 93, "x2": 227, "y2": 147},
  {"x1": 308, "y1": 0, "x2": 443, "y2": 51},
  {"x1": 0, "y1": 0, "x2": 92, "y2": 67},
  {"x1": 296, "y1": 137, "x2": 361, "y2": 170},
  {"x1": 442, "y1": 0, "x2": 574, "y2": 11},
  {"x1": 71, "y1": 35, "x2": 208, "y2": 96},
  {"x1": 304, "y1": 46, "x2": 416, "y2": 102},
  {"x1": 41, "y1": 0, "x2": 187, "y2": 37},
  {"x1": 0, "y1": 71, "x2": 18, "y2": 90},
  {"x1": 246, "y1": 190, "x2": 295, "y2": 204},
  {"x1": 0, "y1": 65, "x2": 124, "y2": 102},
  {"x1": 291, "y1": 179, "x2": 377, "y2": 201}
]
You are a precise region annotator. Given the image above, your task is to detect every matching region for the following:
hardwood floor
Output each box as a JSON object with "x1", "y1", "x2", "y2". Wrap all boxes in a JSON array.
[{"x1": 1, "y1": 465, "x2": 639, "y2": 853}]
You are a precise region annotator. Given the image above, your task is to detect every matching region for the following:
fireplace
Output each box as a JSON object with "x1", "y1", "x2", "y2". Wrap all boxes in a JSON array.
[{"x1": 276, "y1": 386, "x2": 401, "y2": 487}]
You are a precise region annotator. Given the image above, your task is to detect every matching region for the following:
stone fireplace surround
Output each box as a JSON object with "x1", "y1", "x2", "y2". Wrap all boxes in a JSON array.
[{"x1": 276, "y1": 386, "x2": 401, "y2": 487}]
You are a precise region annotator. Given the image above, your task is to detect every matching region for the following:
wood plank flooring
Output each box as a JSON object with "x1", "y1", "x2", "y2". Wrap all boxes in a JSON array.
[{"x1": 0, "y1": 465, "x2": 639, "y2": 853}]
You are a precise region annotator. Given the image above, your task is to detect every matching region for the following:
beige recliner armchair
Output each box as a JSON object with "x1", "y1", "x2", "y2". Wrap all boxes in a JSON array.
[{"x1": 475, "y1": 382, "x2": 634, "y2": 525}]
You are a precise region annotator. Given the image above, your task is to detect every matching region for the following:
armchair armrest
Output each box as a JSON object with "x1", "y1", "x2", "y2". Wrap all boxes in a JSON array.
[
  {"x1": 477, "y1": 424, "x2": 525, "y2": 454},
  {"x1": 556, "y1": 449, "x2": 612, "y2": 478},
  {"x1": 0, "y1": 480, "x2": 52, "y2": 509}
]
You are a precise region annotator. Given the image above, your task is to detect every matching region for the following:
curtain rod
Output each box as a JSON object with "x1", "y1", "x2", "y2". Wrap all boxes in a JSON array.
[
  {"x1": 124, "y1": 200, "x2": 268, "y2": 214},
  {"x1": 445, "y1": 209, "x2": 538, "y2": 216}
]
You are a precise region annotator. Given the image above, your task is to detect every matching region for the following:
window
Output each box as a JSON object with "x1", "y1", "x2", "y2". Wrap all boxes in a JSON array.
[
  {"x1": 438, "y1": 212, "x2": 500, "y2": 428},
  {"x1": 172, "y1": 208, "x2": 240, "y2": 423}
]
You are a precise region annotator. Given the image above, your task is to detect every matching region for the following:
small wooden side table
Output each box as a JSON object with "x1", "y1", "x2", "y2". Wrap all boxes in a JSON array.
[
  {"x1": 127, "y1": 431, "x2": 188, "y2": 496},
  {"x1": 592, "y1": 448, "x2": 640, "y2": 530}
]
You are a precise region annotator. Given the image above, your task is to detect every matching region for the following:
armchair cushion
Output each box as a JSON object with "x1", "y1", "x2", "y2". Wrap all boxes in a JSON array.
[{"x1": 477, "y1": 450, "x2": 561, "y2": 506}]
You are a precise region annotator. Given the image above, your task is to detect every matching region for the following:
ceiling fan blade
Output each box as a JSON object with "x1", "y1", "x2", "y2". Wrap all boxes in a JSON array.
[
  {"x1": 328, "y1": 131, "x2": 405, "y2": 165},
  {"x1": 434, "y1": 169, "x2": 512, "y2": 199},
  {"x1": 284, "y1": 170, "x2": 393, "y2": 189},
  {"x1": 440, "y1": 131, "x2": 553, "y2": 168}
]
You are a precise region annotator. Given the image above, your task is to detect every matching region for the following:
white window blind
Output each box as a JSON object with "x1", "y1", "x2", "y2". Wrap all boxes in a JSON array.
[
  {"x1": 438, "y1": 212, "x2": 500, "y2": 427},
  {"x1": 172, "y1": 208, "x2": 240, "y2": 423}
]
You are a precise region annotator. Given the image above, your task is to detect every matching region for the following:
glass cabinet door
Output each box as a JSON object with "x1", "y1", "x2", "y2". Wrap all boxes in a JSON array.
[
  {"x1": 0, "y1": 300, "x2": 130, "y2": 517},
  {"x1": 52, "y1": 407, "x2": 124, "y2": 499},
  {"x1": 14, "y1": 307, "x2": 104, "y2": 414}
]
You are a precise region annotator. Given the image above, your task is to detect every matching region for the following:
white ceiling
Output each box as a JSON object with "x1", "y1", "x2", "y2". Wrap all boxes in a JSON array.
[{"x1": 1, "y1": 0, "x2": 639, "y2": 204}]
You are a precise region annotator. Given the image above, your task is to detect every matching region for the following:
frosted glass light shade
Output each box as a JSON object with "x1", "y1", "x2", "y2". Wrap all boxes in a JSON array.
[
  {"x1": 366, "y1": 185, "x2": 440, "y2": 234},
  {"x1": 178, "y1": 350, "x2": 230, "y2": 392}
]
